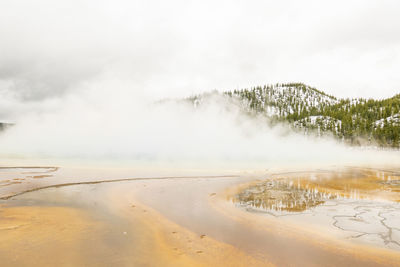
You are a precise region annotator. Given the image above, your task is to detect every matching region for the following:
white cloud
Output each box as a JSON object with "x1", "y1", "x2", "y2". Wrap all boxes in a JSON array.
[
  {"x1": 0, "y1": 0, "x2": 399, "y2": 104},
  {"x1": 0, "y1": 1, "x2": 400, "y2": 167}
]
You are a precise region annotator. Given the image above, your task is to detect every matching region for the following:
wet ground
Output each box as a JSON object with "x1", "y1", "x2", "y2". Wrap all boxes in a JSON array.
[
  {"x1": 0, "y1": 165, "x2": 399, "y2": 266},
  {"x1": 231, "y1": 167, "x2": 400, "y2": 250}
]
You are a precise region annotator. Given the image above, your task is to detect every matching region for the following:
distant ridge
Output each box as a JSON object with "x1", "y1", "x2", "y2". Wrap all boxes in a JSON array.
[{"x1": 188, "y1": 83, "x2": 400, "y2": 148}]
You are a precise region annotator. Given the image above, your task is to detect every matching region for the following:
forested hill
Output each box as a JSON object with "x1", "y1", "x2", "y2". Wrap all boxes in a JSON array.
[{"x1": 188, "y1": 83, "x2": 400, "y2": 148}]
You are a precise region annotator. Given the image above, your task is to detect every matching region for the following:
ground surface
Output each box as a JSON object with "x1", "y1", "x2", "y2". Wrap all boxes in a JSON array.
[{"x1": 0, "y1": 165, "x2": 399, "y2": 266}]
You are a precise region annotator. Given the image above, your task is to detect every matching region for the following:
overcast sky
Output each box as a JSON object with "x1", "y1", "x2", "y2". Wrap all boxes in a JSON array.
[{"x1": 1, "y1": 0, "x2": 400, "y2": 106}]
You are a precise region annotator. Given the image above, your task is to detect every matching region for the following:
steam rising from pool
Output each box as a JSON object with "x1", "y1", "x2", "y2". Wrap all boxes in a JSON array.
[{"x1": 0, "y1": 77, "x2": 398, "y2": 169}]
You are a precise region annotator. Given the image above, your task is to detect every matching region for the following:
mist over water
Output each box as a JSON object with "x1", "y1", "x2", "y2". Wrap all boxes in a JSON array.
[
  {"x1": 1, "y1": 0, "x2": 400, "y2": 169},
  {"x1": 0, "y1": 75, "x2": 398, "y2": 169}
]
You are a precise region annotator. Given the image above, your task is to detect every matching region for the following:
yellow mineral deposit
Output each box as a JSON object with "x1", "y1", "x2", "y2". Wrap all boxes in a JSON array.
[{"x1": 0, "y1": 166, "x2": 399, "y2": 266}]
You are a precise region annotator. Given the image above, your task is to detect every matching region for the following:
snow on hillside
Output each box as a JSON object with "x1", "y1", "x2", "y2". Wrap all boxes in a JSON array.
[
  {"x1": 185, "y1": 83, "x2": 399, "y2": 147},
  {"x1": 227, "y1": 83, "x2": 338, "y2": 117},
  {"x1": 374, "y1": 114, "x2": 400, "y2": 128},
  {"x1": 294, "y1": 116, "x2": 342, "y2": 135}
]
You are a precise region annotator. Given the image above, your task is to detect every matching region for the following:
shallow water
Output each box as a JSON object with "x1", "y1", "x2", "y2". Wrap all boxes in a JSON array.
[
  {"x1": 233, "y1": 178, "x2": 335, "y2": 212},
  {"x1": 0, "y1": 165, "x2": 400, "y2": 266},
  {"x1": 232, "y1": 167, "x2": 400, "y2": 250}
]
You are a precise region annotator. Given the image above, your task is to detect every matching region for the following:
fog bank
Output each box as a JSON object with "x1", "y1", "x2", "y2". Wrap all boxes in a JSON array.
[{"x1": 0, "y1": 75, "x2": 398, "y2": 169}]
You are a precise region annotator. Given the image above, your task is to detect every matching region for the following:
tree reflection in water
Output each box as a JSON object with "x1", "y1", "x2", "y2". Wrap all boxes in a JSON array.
[{"x1": 233, "y1": 179, "x2": 337, "y2": 213}]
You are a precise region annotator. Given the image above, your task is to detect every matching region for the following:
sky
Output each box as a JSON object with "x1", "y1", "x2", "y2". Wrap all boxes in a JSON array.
[
  {"x1": 0, "y1": 0, "x2": 399, "y2": 107},
  {"x1": 0, "y1": 0, "x2": 399, "y2": 165}
]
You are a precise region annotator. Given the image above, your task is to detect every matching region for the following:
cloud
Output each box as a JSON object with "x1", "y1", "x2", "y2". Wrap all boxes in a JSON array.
[
  {"x1": 0, "y1": 0, "x2": 400, "y2": 168},
  {"x1": 0, "y1": 0, "x2": 400, "y2": 104},
  {"x1": 0, "y1": 75, "x2": 399, "y2": 169}
]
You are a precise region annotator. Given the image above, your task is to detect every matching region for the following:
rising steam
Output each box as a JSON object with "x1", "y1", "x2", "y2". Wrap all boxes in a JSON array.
[
  {"x1": 0, "y1": 74, "x2": 398, "y2": 169},
  {"x1": 1, "y1": 0, "x2": 400, "y2": 169}
]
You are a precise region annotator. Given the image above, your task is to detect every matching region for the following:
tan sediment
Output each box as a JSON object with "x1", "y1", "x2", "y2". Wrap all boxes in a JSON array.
[
  {"x1": 229, "y1": 167, "x2": 400, "y2": 214},
  {"x1": 0, "y1": 175, "x2": 239, "y2": 200},
  {"x1": 114, "y1": 193, "x2": 273, "y2": 267},
  {"x1": 0, "y1": 193, "x2": 270, "y2": 266},
  {"x1": 272, "y1": 168, "x2": 400, "y2": 202},
  {"x1": 0, "y1": 166, "x2": 59, "y2": 170},
  {"x1": 30, "y1": 175, "x2": 53, "y2": 179},
  {"x1": 1, "y1": 166, "x2": 399, "y2": 266},
  {"x1": 215, "y1": 182, "x2": 400, "y2": 266},
  {"x1": 0, "y1": 206, "x2": 106, "y2": 266}
]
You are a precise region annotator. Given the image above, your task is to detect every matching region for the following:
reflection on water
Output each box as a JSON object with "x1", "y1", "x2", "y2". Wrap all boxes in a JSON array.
[
  {"x1": 233, "y1": 179, "x2": 337, "y2": 212},
  {"x1": 233, "y1": 168, "x2": 400, "y2": 213}
]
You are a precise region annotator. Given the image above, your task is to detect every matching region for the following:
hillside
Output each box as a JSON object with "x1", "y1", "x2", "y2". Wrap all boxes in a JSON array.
[{"x1": 188, "y1": 83, "x2": 400, "y2": 148}]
